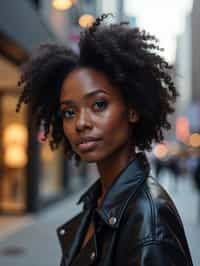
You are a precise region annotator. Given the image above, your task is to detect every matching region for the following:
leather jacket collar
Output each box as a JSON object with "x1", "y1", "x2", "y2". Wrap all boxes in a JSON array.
[{"x1": 76, "y1": 152, "x2": 150, "y2": 229}]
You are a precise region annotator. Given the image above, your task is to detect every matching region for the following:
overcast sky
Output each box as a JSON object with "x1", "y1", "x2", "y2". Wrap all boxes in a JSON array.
[{"x1": 124, "y1": 0, "x2": 193, "y2": 63}]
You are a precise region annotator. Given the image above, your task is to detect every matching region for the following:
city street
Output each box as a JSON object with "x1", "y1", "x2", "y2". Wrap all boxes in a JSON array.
[
  {"x1": 0, "y1": 173, "x2": 199, "y2": 266},
  {"x1": 0, "y1": 1, "x2": 199, "y2": 266}
]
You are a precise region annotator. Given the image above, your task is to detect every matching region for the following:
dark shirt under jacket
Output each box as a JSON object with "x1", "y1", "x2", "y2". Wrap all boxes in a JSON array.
[{"x1": 57, "y1": 152, "x2": 193, "y2": 266}]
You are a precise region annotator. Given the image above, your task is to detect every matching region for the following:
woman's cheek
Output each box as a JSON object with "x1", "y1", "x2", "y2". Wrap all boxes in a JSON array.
[{"x1": 63, "y1": 124, "x2": 73, "y2": 144}]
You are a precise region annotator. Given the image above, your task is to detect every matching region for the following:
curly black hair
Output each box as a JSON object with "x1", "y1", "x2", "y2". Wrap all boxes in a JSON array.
[{"x1": 16, "y1": 13, "x2": 178, "y2": 164}]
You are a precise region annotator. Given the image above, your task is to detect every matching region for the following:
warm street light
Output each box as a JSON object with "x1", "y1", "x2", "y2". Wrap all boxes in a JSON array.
[
  {"x1": 189, "y1": 133, "x2": 200, "y2": 147},
  {"x1": 3, "y1": 123, "x2": 28, "y2": 148},
  {"x1": 52, "y1": 0, "x2": 73, "y2": 11},
  {"x1": 153, "y1": 143, "x2": 168, "y2": 159},
  {"x1": 4, "y1": 146, "x2": 27, "y2": 168},
  {"x1": 176, "y1": 116, "x2": 190, "y2": 144},
  {"x1": 3, "y1": 123, "x2": 28, "y2": 168},
  {"x1": 79, "y1": 14, "x2": 95, "y2": 28}
]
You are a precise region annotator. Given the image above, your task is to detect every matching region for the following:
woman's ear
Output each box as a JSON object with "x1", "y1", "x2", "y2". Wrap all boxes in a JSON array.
[{"x1": 128, "y1": 108, "x2": 139, "y2": 123}]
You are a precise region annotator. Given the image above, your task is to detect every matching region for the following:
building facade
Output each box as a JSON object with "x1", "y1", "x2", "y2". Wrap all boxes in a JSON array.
[
  {"x1": 0, "y1": 0, "x2": 91, "y2": 214},
  {"x1": 191, "y1": 0, "x2": 200, "y2": 101}
]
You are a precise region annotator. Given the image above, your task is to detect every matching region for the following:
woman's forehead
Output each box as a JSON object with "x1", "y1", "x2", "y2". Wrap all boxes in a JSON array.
[
  {"x1": 64, "y1": 67, "x2": 111, "y2": 87},
  {"x1": 61, "y1": 67, "x2": 121, "y2": 100}
]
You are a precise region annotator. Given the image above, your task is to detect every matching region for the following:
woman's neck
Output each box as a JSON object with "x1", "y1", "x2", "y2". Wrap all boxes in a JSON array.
[{"x1": 96, "y1": 146, "x2": 136, "y2": 206}]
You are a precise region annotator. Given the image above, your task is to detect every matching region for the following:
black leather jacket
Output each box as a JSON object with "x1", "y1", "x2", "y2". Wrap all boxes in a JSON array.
[{"x1": 57, "y1": 153, "x2": 193, "y2": 266}]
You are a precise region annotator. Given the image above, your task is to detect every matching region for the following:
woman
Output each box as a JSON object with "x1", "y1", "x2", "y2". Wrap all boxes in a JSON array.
[{"x1": 16, "y1": 13, "x2": 193, "y2": 266}]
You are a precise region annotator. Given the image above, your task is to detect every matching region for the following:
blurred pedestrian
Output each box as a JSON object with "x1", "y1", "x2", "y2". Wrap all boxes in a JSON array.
[{"x1": 16, "y1": 13, "x2": 193, "y2": 266}]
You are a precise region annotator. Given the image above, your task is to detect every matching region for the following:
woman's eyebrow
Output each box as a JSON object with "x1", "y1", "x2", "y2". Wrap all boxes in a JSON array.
[{"x1": 60, "y1": 89, "x2": 109, "y2": 106}]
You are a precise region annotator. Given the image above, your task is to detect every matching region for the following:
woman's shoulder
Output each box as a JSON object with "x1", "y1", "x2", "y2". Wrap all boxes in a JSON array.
[
  {"x1": 117, "y1": 176, "x2": 193, "y2": 265},
  {"x1": 122, "y1": 175, "x2": 186, "y2": 245},
  {"x1": 144, "y1": 176, "x2": 183, "y2": 228}
]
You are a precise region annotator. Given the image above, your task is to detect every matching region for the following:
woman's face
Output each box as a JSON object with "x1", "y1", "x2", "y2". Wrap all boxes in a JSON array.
[{"x1": 60, "y1": 67, "x2": 136, "y2": 163}]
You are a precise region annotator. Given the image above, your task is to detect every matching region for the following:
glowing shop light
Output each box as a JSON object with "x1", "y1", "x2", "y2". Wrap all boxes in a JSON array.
[
  {"x1": 4, "y1": 146, "x2": 28, "y2": 168},
  {"x1": 189, "y1": 133, "x2": 200, "y2": 148},
  {"x1": 3, "y1": 123, "x2": 28, "y2": 148},
  {"x1": 52, "y1": 0, "x2": 73, "y2": 11},
  {"x1": 176, "y1": 116, "x2": 190, "y2": 143},
  {"x1": 153, "y1": 143, "x2": 168, "y2": 159},
  {"x1": 79, "y1": 14, "x2": 95, "y2": 28}
]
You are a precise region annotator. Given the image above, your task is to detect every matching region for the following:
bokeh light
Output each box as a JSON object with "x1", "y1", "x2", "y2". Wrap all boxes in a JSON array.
[
  {"x1": 189, "y1": 133, "x2": 200, "y2": 147},
  {"x1": 79, "y1": 14, "x2": 95, "y2": 28},
  {"x1": 176, "y1": 116, "x2": 190, "y2": 144},
  {"x1": 52, "y1": 0, "x2": 73, "y2": 11},
  {"x1": 153, "y1": 143, "x2": 169, "y2": 159}
]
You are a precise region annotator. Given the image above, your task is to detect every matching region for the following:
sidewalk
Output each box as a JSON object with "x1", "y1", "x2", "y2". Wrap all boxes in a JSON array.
[
  {"x1": 0, "y1": 215, "x2": 33, "y2": 241},
  {"x1": 0, "y1": 174, "x2": 199, "y2": 266},
  {"x1": 0, "y1": 190, "x2": 83, "y2": 266},
  {"x1": 159, "y1": 172, "x2": 200, "y2": 266}
]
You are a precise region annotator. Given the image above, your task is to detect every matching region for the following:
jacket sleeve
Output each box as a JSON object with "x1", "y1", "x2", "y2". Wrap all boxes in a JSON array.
[{"x1": 129, "y1": 241, "x2": 192, "y2": 266}]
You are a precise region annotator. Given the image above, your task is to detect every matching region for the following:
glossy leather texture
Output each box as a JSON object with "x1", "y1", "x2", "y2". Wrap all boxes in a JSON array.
[{"x1": 57, "y1": 152, "x2": 193, "y2": 266}]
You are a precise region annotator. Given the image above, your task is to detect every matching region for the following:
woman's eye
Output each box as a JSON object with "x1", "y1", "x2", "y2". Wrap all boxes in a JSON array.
[
  {"x1": 93, "y1": 100, "x2": 108, "y2": 110},
  {"x1": 61, "y1": 109, "x2": 75, "y2": 119}
]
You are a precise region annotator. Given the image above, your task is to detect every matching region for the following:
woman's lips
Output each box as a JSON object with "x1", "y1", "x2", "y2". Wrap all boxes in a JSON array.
[{"x1": 77, "y1": 139, "x2": 101, "y2": 152}]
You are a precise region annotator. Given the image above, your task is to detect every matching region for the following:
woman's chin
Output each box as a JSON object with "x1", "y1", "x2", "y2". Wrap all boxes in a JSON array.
[
  {"x1": 78, "y1": 152, "x2": 105, "y2": 163},
  {"x1": 80, "y1": 156, "x2": 100, "y2": 163}
]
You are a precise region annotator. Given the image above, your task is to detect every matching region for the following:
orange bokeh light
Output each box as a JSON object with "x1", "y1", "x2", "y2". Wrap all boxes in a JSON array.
[
  {"x1": 153, "y1": 143, "x2": 168, "y2": 159},
  {"x1": 4, "y1": 146, "x2": 28, "y2": 168},
  {"x1": 176, "y1": 116, "x2": 190, "y2": 143},
  {"x1": 79, "y1": 14, "x2": 95, "y2": 28},
  {"x1": 52, "y1": 0, "x2": 74, "y2": 11},
  {"x1": 189, "y1": 133, "x2": 200, "y2": 147}
]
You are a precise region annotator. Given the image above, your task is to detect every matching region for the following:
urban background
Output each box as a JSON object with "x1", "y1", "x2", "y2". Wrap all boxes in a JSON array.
[{"x1": 0, "y1": 0, "x2": 199, "y2": 265}]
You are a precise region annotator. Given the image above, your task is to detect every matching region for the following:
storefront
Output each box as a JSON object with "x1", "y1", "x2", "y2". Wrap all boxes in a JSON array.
[{"x1": 0, "y1": 0, "x2": 89, "y2": 214}]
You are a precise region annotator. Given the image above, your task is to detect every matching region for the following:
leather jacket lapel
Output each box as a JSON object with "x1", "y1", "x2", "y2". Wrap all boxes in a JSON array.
[
  {"x1": 58, "y1": 152, "x2": 150, "y2": 266},
  {"x1": 57, "y1": 208, "x2": 93, "y2": 266}
]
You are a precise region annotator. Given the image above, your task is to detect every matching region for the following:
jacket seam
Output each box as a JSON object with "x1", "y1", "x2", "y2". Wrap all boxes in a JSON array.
[
  {"x1": 131, "y1": 239, "x2": 190, "y2": 265},
  {"x1": 147, "y1": 176, "x2": 185, "y2": 229},
  {"x1": 132, "y1": 239, "x2": 171, "y2": 249},
  {"x1": 118, "y1": 175, "x2": 147, "y2": 225},
  {"x1": 142, "y1": 184, "x2": 156, "y2": 240}
]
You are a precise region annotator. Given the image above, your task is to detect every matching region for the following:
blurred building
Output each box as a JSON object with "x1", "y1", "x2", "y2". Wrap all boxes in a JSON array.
[
  {"x1": 0, "y1": 0, "x2": 130, "y2": 215},
  {"x1": 174, "y1": 0, "x2": 200, "y2": 155},
  {"x1": 0, "y1": 0, "x2": 98, "y2": 215},
  {"x1": 176, "y1": 0, "x2": 200, "y2": 133},
  {"x1": 191, "y1": 0, "x2": 200, "y2": 101},
  {"x1": 39, "y1": 0, "x2": 100, "y2": 47},
  {"x1": 175, "y1": 14, "x2": 192, "y2": 115}
]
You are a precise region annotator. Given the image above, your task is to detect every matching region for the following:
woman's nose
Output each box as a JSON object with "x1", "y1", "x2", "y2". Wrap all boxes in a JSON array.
[{"x1": 75, "y1": 109, "x2": 92, "y2": 132}]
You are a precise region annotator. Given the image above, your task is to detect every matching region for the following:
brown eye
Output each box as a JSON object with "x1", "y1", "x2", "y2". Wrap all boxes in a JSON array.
[
  {"x1": 61, "y1": 109, "x2": 75, "y2": 119},
  {"x1": 93, "y1": 100, "x2": 108, "y2": 110}
]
